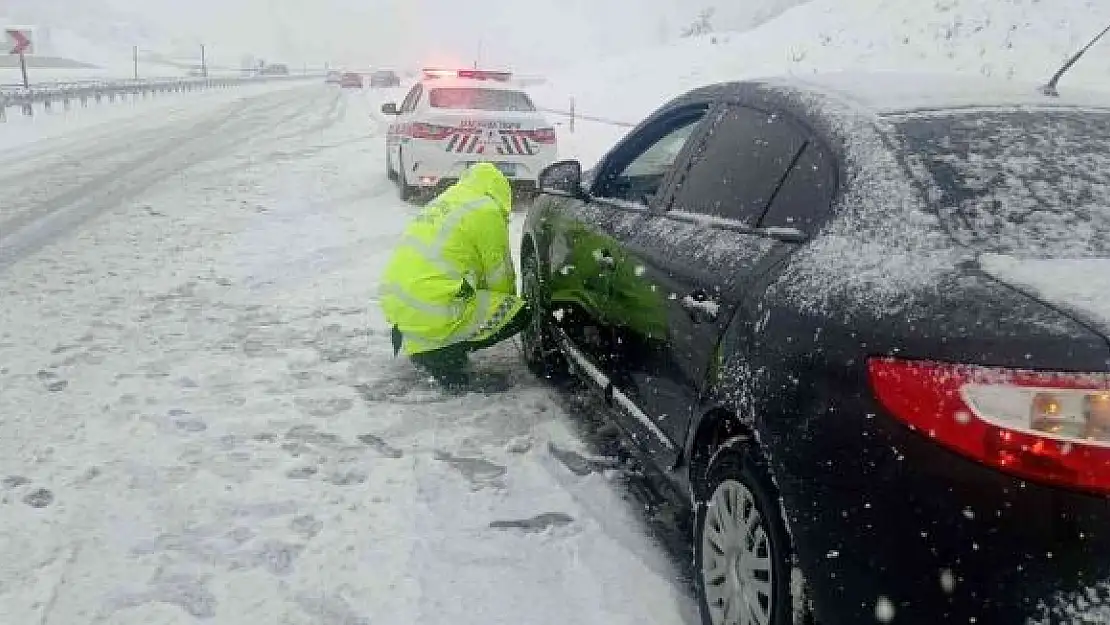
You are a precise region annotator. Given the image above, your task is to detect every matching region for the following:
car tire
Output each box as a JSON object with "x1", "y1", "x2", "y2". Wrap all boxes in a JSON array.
[
  {"x1": 695, "y1": 444, "x2": 792, "y2": 625},
  {"x1": 521, "y1": 251, "x2": 568, "y2": 381},
  {"x1": 396, "y1": 150, "x2": 415, "y2": 202}
]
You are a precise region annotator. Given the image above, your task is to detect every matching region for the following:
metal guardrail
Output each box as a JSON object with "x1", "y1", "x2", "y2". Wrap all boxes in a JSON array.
[{"x1": 0, "y1": 74, "x2": 322, "y2": 122}]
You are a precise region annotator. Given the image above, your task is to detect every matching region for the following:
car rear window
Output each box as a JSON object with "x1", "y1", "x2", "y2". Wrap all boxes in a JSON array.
[
  {"x1": 895, "y1": 109, "x2": 1110, "y2": 257},
  {"x1": 429, "y1": 88, "x2": 536, "y2": 112}
]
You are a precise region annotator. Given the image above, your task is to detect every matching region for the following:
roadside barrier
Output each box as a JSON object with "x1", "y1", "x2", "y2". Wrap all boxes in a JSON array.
[{"x1": 0, "y1": 74, "x2": 321, "y2": 122}]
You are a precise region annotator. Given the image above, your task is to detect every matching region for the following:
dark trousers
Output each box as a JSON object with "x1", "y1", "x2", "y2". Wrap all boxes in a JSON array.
[{"x1": 402, "y1": 305, "x2": 532, "y2": 383}]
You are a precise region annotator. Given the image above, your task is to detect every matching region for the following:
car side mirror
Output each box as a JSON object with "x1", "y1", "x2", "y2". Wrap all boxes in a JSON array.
[
  {"x1": 539, "y1": 160, "x2": 585, "y2": 197},
  {"x1": 381, "y1": 102, "x2": 399, "y2": 115}
]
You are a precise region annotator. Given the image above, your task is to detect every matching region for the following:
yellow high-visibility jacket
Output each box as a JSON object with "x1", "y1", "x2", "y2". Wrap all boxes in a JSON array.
[{"x1": 380, "y1": 163, "x2": 524, "y2": 356}]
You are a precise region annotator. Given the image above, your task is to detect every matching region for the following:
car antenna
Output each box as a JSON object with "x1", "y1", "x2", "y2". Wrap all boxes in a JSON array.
[{"x1": 1041, "y1": 23, "x2": 1110, "y2": 97}]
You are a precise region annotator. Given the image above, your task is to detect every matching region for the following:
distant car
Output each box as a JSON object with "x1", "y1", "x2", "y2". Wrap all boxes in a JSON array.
[
  {"x1": 340, "y1": 72, "x2": 363, "y2": 89},
  {"x1": 261, "y1": 64, "x2": 290, "y2": 76},
  {"x1": 381, "y1": 68, "x2": 556, "y2": 201},
  {"x1": 522, "y1": 73, "x2": 1110, "y2": 625},
  {"x1": 325, "y1": 71, "x2": 342, "y2": 85},
  {"x1": 370, "y1": 70, "x2": 401, "y2": 88}
]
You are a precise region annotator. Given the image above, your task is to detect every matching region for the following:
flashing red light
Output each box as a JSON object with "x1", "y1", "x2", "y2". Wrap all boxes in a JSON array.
[{"x1": 422, "y1": 68, "x2": 513, "y2": 82}]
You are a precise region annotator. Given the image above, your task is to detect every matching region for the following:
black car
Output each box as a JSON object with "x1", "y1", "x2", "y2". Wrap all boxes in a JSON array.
[
  {"x1": 370, "y1": 70, "x2": 401, "y2": 88},
  {"x1": 340, "y1": 72, "x2": 364, "y2": 89},
  {"x1": 520, "y1": 73, "x2": 1110, "y2": 624}
]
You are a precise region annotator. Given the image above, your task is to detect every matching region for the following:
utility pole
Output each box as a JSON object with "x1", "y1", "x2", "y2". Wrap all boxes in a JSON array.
[
  {"x1": 474, "y1": 39, "x2": 482, "y2": 69},
  {"x1": 200, "y1": 43, "x2": 208, "y2": 78},
  {"x1": 18, "y1": 49, "x2": 29, "y2": 89},
  {"x1": 133, "y1": 45, "x2": 139, "y2": 80}
]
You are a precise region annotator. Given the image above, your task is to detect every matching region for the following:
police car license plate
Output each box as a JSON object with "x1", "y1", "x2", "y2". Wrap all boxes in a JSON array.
[{"x1": 471, "y1": 161, "x2": 517, "y2": 177}]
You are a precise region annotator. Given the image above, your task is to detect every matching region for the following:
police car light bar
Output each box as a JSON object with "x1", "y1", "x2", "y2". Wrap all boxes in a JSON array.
[{"x1": 422, "y1": 68, "x2": 513, "y2": 82}]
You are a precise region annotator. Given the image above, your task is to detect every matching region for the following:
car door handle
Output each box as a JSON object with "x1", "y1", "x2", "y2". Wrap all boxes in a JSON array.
[
  {"x1": 680, "y1": 290, "x2": 720, "y2": 322},
  {"x1": 593, "y1": 248, "x2": 616, "y2": 269}
]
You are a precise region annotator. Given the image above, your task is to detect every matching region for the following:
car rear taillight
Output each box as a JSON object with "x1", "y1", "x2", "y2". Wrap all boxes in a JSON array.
[
  {"x1": 407, "y1": 123, "x2": 453, "y2": 140},
  {"x1": 868, "y1": 358, "x2": 1110, "y2": 495},
  {"x1": 527, "y1": 128, "x2": 557, "y2": 144}
]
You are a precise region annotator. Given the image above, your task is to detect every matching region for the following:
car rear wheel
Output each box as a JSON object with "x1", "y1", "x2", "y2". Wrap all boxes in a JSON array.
[
  {"x1": 695, "y1": 446, "x2": 791, "y2": 625},
  {"x1": 521, "y1": 251, "x2": 567, "y2": 380}
]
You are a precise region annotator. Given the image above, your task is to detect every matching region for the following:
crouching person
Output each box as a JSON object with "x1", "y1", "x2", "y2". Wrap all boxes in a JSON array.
[{"x1": 379, "y1": 163, "x2": 531, "y2": 387}]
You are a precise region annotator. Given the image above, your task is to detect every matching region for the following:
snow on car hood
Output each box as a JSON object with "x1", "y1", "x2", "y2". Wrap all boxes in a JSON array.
[{"x1": 979, "y1": 254, "x2": 1110, "y2": 337}]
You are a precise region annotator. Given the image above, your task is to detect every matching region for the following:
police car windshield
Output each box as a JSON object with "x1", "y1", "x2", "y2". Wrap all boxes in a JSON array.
[{"x1": 429, "y1": 88, "x2": 536, "y2": 112}]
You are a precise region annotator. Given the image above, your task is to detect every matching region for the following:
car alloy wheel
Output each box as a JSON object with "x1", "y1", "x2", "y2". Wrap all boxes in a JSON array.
[
  {"x1": 696, "y1": 448, "x2": 790, "y2": 625},
  {"x1": 702, "y1": 479, "x2": 774, "y2": 625}
]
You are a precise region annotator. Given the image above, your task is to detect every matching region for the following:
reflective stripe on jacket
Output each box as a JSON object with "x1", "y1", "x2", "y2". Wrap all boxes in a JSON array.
[{"x1": 379, "y1": 163, "x2": 524, "y2": 356}]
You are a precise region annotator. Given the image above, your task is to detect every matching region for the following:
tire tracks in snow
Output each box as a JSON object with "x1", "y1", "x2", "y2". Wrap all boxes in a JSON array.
[{"x1": 0, "y1": 87, "x2": 338, "y2": 273}]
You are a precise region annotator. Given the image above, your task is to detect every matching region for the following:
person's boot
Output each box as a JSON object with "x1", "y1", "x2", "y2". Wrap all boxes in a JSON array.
[{"x1": 412, "y1": 348, "x2": 471, "y2": 391}]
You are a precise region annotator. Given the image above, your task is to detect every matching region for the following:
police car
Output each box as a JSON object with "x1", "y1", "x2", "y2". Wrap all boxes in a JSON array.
[{"x1": 381, "y1": 68, "x2": 557, "y2": 201}]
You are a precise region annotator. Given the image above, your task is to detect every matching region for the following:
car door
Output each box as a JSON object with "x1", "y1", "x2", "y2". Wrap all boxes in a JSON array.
[
  {"x1": 539, "y1": 103, "x2": 712, "y2": 448},
  {"x1": 610, "y1": 103, "x2": 830, "y2": 458},
  {"x1": 388, "y1": 84, "x2": 422, "y2": 164}
]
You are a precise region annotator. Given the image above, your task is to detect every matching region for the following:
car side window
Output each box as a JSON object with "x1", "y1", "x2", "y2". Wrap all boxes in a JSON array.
[
  {"x1": 594, "y1": 107, "x2": 708, "y2": 205},
  {"x1": 758, "y1": 141, "x2": 838, "y2": 234},
  {"x1": 669, "y1": 105, "x2": 807, "y2": 225}
]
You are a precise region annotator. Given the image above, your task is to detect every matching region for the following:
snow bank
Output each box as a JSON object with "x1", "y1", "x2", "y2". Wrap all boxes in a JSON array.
[
  {"x1": 538, "y1": 0, "x2": 1110, "y2": 165},
  {"x1": 0, "y1": 87, "x2": 693, "y2": 624},
  {"x1": 0, "y1": 82, "x2": 300, "y2": 155}
]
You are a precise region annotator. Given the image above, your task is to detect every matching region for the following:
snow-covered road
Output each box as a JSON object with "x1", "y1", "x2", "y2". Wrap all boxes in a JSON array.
[{"x1": 0, "y1": 85, "x2": 695, "y2": 624}]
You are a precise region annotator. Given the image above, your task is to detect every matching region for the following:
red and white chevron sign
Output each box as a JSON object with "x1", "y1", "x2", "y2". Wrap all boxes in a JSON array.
[{"x1": 5, "y1": 29, "x2": 33, "y2": 55}]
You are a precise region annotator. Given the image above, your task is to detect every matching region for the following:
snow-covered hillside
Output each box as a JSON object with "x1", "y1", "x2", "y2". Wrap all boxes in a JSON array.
[{"x1": 538, "y1": 0, "x2": 1110, "y2": 165}]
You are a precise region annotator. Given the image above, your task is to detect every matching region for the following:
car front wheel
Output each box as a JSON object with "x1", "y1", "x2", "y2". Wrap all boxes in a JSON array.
[
  {"x1": 520, "y1": 251, "x2": 567, "y2": 380},
  {"x1": 695, "y1": 446, "x2": 792, "y2": 625}
]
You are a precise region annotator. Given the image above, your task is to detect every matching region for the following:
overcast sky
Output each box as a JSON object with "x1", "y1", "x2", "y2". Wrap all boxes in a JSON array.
[
  {"x1": 5, "y1": 0, "x2": 808, "y2": 71},
  {"x1": 102, "y1": 0, "x2": 691, "y2": 70}
]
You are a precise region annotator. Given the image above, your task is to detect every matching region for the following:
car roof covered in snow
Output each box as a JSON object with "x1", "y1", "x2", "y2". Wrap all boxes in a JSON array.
[
  {"x1": 419, "y1": 77, "x2": 525, "y2": 92},
  {"x1": 759, "y1": 71, "x2": 1110, "y2": 115},
  {"x1": 657, "y1": 72, "x2": 1110, "y2": 319}
]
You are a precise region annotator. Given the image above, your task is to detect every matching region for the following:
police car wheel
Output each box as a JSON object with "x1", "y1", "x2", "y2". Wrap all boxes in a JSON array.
[
  {"x1": 396, "y1": 151, "x2": 415, "y2": 202},
  {"x1": 386, "y1": 152, "x2": 397, "y2": 181},
  {"x1": 521, "y1": 253, "x2": 567, "y2": 380}
]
